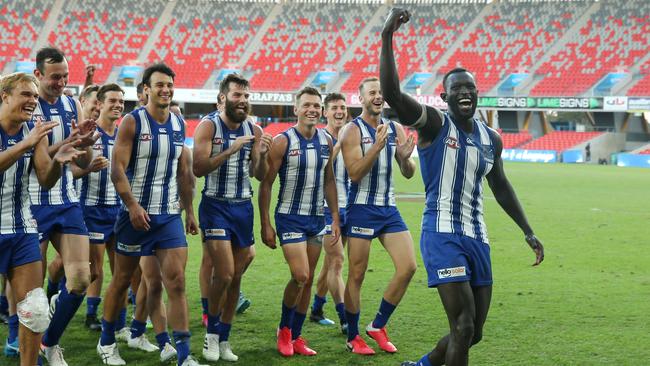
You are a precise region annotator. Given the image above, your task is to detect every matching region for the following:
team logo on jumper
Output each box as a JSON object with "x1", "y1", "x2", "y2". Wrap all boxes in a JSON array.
[
  {"x1": 89, "y1": 232, "x2": 104, "y2": 241},
  {"x1": 173, "y1": 132, "x2": 183, "y2": 143},
  {"x1": 445, "y1": 137, "x2": 460, "y2": 150},
  {"x1": 117, "y1": 242, "x2": 141, "y2": 253},
  {"x1": 288, "y1": 149, "x2": 302, "y2": 157},
  {"x1": 140, "y1": 134, "x2": 153, "y2": 141},
  {"x1": 320, "y1": 145, "x2": 330, "y2": 156},
  {"x1": 350, "y1": 226, "x2": 374, "y2": 236},
  {"x1": 282, "y1": 232, "x2": 303, "y2": 240},
  {"x1": 205, "y1": 228, "x2": 226, "y2": 237},
  {"x1": 437, "y1": 266, "x2": 466, "y2": 279}
]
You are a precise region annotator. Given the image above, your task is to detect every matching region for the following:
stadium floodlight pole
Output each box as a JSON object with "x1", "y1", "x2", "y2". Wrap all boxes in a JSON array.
[{"x1": 380, "y1": 7, "x2": 544, "y2": 366}]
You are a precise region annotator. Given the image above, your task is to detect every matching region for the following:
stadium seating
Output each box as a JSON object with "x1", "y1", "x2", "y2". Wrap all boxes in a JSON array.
[
  {"x1": 500, "y1": 130, "x2": 533, "y2": 149},
  {"x1": 627, "y1": 59, "x2": 650, "y2": 96},
  {"x1": 531, "y1": 0, "x2": 650, "y2": 96},
  {"x1": 0, "y1": 0, "x2": 54, "y2": 71},
  {"x1": 436, "y1": 0, "x2": 589, "y2": 94},
  {"x1": 341, "y1": 2, "x2": 482, "y2": 93},
  {"x1": 150, "y1": 1, "x2": 273, "y2": 88},
  {"x1": 245, "y1": 3, "x2": 376, "y2": 91},
  {"x1": 519, "y1": 131, "x2": 602, "y2": 152},
  {"x1": 47, "y1": 0, "x2": 165, "y2": 85}
]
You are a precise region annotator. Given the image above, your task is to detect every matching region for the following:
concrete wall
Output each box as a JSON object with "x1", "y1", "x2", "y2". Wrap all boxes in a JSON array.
[{"x1": 571, "y1": 132, "x2": 626, "y2": 164}]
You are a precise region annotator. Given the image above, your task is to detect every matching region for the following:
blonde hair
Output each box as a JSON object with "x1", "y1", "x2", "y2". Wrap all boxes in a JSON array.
[{"x1": 0, "y1": 72, "x2": 38, "y2": 96}]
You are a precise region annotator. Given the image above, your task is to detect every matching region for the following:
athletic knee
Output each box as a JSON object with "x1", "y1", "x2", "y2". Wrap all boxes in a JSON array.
[
  {"x1": 164, "y1": 272, "x2": 186, "y2": 296},
  {"x1": 451, "y1": 318, "x2": 475, "y2": 343},
  {"x1": 67, "y1": 266, "x2": 91, "y2": 293},
  {"x1": 397, "y1": 262, "x2": 417, "y2": 282},
  {"x1": 348, "y1": 265, "x2": 366, "y2": 285},
  {"x1": 291, "y1": 270, "x2": 309, "y2": 286},
  {"x1": 329, "y1": 254, "x2": 344, "y2": 274},
  {"x1": 215, "y1": 269, "x2": 234, "y2": 286},
  {"x1": 146, "y1": 279, "x2": 164, "y2": 300}
]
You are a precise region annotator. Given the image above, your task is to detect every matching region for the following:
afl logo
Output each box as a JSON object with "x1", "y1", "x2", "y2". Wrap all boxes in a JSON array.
[
  {"x1": 212, "y1": 138, "x2": 223, "y2": 145},
  {"x1": 288, "y1": 149, "x2": 302, "y2": 157},
  {"x1": 140, "y1": 134, "x2": 153, "y2": 141},
  {"x1": 362, "y1": 137, "x2": 373, "y2": 144},
  {"x1": 445, "y1": 137, "x2": 460, "y2": 149}
]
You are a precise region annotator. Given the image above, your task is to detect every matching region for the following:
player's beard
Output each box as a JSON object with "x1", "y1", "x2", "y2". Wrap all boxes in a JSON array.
[{"x1": 225, "y1": 98, "x2": 250, "y2": 124}]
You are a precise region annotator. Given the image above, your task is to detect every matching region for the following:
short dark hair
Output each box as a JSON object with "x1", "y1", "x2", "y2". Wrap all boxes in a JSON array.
[
  {"x1": 80, "y1": 84, "x2": 100, "y2": 100},
  {"x1": 141, "y1": 63, "x2": 175, "y2": 87},
  {"x1": 442, "y1": 67, "x2": 472, "y2": 90},
  {"x1": 219, "y1": 73, "x2": 249, "y2": 97},
  {"x1": 136, "y1": 82, "x2": 144, "y2": 94},
  {"x1": 97, "y1": 83, "x2": 124, "y2": 102},
  {"x1": 295, "y1": 87, "x2": 322, "y2": 105},
  {"x1": 359, "y1": 77, "x2": 379, "y2": 94},
  {"x1": 324, "y1": 92, "x2": 346, "y2": 109},
  {"x1": 36, "y1": 47, "x2": 66, "y2": 73}
]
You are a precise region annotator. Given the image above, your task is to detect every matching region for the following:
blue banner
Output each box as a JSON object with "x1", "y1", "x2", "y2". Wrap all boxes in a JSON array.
[
  {"x1": 562, "y1": 150, "x2": 583, "y2": 163},
  {"x1": 502, "y1": 149, "x2": 557, "y2": 163},
  {"x1": 616, "y1": 153, "x2": 650, "y2": 168}
]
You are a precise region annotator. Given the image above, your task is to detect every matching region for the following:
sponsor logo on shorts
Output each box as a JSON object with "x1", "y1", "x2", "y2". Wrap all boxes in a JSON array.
[
  {"x1": 437, "y1": 266, "x2": 466, "y2": 279},
  {"x1": 205, "y1": 228, "x2": 226, "y2": 236},
  {"x1": 351, "y1": 226, "x2": 374, "y2": 236},
  {"x1": 89, "y1": 232, "x2": 104, "y2": 241},
  {"x1": 117, "y1": 242, "x2": 141, "y2": 253},
  {"x1": 282, "y1": 232, "x2": 303, "y2": 240}
]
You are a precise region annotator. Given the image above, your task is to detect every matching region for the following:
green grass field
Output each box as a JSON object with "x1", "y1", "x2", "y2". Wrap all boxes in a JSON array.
[{"x1": 2, "y1": 162, "x2": 649, "y2": 366}]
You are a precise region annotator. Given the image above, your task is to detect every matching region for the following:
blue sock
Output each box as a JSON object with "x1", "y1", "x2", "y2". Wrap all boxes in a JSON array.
[
  {"x1": 311, "y1": 294, "x2": 326, "y2": 313},
  {"x1": 156, "y1": 331, "x2": 171, "y2": 350},
  {"x1": 100, "y1": 318, "x2": 116, "y2": 346},
  {"x1": 279, "y1": 302, "x2": 295, "y2": 329},
  {"x1": 172, "y1": 331, "x2": 191, "y2": 365},
  {"x1": 335, "y1": 302, "x2": 346, "y2": 324},
  {"x1": 8, "y1": 314, "x2": 18, "y2": 343},
  {"x1": 201, "y1": 298, "x2": 208, "y2": 316},
  {"x1": 128, "y1": 287, "x2": 136, "y2": 305},
  {"x1": 0, "y1": 295, "x2": 8, "y2": 313},
  {"x1": 42, "y1": 286, "x2": 85, "y2": 347},
  {"x1": 418, "y1": 353, "x2": 433, "y2": 366},
  {"x1": 291, "y1": 312, "x2": 307, "y2": 340},
  {"x1": 217, "y1": 322, "x2": 232, "y2": 342},
  {"x1": 371, "y1": 298, "x2": 397, "y2": 329},
  {"x1": 345, "y1": 310, "x2": 360, "y2": 341},
  {"x1": 58, "y1": 277, "x2": 67, "y2": 292},
  {"x1": 206, "y1": 313, "x2": 220, "y2": 335},
  {"x1": 116, "y1": 307, "x2": 127, "y2": 331},
  {"x1": 130, "y1": 319, "x2": 147, "y2": 338},
  {"x1": 86, "y1": 297, "x2": 101, "y2": 317}
]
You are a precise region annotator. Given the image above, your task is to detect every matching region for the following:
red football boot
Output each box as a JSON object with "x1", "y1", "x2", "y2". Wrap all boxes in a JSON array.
[{"x1": 366, "y1": 324, "x2": 397, "y2": 353}]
